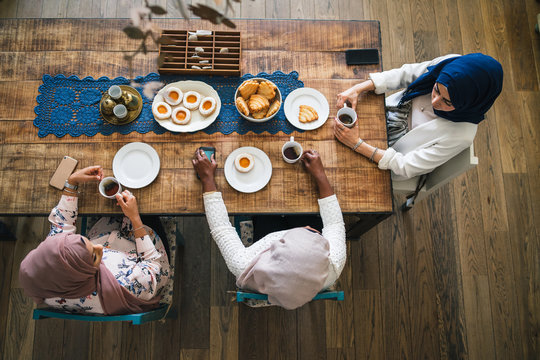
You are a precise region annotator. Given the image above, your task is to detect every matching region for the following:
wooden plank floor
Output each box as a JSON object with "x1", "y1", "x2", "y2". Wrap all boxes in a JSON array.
[{"x1": 0, "y1": 0, "x2": 539, "y2": 359}]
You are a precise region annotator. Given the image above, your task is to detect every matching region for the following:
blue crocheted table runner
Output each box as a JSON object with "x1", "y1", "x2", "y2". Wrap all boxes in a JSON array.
[{"x1": 34, "y1": 71, "x2": 305, "y2": 137}]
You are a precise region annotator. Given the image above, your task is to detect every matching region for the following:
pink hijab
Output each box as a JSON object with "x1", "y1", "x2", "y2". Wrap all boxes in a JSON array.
[
  {"x1": 19, "y1": 232, "x2": 160, "y2": 315},
  {"x1": 236, "y1": 227, "x2": 330, "y2": 310}
]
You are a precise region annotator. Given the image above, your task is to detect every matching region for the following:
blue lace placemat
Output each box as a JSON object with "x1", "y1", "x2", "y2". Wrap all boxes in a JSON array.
[{"x1": 34, "y1": 71, "x2": 305, "y2": 137}]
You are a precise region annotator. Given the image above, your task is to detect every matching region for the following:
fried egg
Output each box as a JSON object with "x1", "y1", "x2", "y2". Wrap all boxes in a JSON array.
[
  {"x1": 152, "y1": 101, "x2": 172, "y2": 120},
  {"x1": 164, "y1": 87, "x2": 183, "y2": 106},
  {"x1": 234, "y1": 153, "x2": 254, "y2": 173},
  {"x1": 199, "y1": 97, "x2": 216, "y2": 116},
  {"x1": 183, "y1": 91, "x2": 202, "y2": 110},
  {"x1": 171, "y1": 106, "x2": 191, "y2": 125}
]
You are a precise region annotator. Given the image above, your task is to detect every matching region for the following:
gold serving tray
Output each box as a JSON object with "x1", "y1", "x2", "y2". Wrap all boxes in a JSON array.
[{"x1": 99, "y1": 85, "x2": 143, "y2": 125}]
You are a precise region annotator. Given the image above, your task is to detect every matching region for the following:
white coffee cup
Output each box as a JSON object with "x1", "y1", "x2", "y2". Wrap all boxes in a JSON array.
[
  {"x1": 99, "y1": 177, "x2": 122, "y2": 199},
  {"x1": 282, "y1": 136, "x2": 303, "y2": 163},
  {"x1": 337, "y1": 103, "x2": 358, "y2": 128}
]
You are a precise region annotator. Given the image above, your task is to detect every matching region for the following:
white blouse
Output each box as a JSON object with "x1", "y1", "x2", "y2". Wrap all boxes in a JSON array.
[
  {"x1": 369, "y1": 54, "x2": 478, "y2": 180},
  {"x1": 203, "y1": 192, "x2": 346, "y2": 289},
  {"x1": 44, "y1": 195, "x2": 170, "y2": 314}
]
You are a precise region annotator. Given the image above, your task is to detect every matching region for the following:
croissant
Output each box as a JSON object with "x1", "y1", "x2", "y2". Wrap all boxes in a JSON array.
[
  {"x1": 257, "y1": 80, "x2": 277, "y2": 100},
  {"x1": 298, "y1": 105, "x2": 318, "y2": 123},
  {"x1": 266, "y1": 100, "x2": 280, "y2": 117},
  {"x1": 252, "y1": 110, "x2": 267, "y2": 119},
  {"x1": 238, "y1": 80, "x2": 259, "y2": 99},
  {"x1": 236, "y1": 97, "x2": 250, "y2": 116},
  {"x1": 248, "y1": 94, "x2": 270, "y2": 113}
]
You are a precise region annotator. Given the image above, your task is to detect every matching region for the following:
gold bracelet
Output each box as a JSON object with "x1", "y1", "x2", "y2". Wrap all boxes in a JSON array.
[
  {"x1": 369, "y1": 147, "x2": 379, "y2": 162},
  {"x1": 132, "y1": 226, "x2": 145, "y2": 232}
]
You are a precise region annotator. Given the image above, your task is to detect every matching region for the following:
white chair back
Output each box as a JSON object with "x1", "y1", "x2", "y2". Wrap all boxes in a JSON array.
[{"x1": 393, "y1": 144, "x2": 478, "y2": 204}]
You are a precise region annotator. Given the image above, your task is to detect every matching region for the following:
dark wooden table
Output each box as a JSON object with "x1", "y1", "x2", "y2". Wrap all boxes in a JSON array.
[{"x1": 0, "y1": 19, "x2": 392, "y2": 233}]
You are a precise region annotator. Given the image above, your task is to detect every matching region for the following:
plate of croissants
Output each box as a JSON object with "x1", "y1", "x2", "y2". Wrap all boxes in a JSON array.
[
  {"x1": 152, "y1": 80, "x2": 221, "y2": 133},
  {"x1": 284, "y1": 88, "x2": 329, "y2": 130},
  {"x1": 234, "y1": 78, "x2": 282, "y2": 123}
]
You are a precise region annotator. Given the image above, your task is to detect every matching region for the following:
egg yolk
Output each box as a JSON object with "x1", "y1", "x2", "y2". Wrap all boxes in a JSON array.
[
  {"x1": 239, "y1": 157, "x2": 250, "y2": 168},
  {"x1": 187, "y1": 95, "x2": 197, "y2": 103},
  {"x1": 158, "y1": 105, "x2": 167, "y2": 114},
  {"x1": 169, "y1": 91, "x2": 179, "y2": 101},
  {"x1": 176, "y1": 111, "x2": 186, "y2": 121},
  {"x1": 203, "y1": 101, "x2": 212, "y2": 110}
]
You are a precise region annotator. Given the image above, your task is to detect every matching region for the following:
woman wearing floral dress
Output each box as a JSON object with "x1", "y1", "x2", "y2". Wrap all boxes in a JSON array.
[{"x1": 19, "y1": 166, "x2": 171, "y2": 315}]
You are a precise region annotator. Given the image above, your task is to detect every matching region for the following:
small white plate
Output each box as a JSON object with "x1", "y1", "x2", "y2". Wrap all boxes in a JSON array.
[
  {"x1": 284, "y1": 88, "x2": 330, "y2": 130},
  {"x1": 224, "y1": 147, "x2": 272, "y2": 193},
  {"x1": 153, "y1": 80, "x2": 221, "y2": 133},
  {"x1": 113, "y1": 142, "x2": 160, "y2": 189}
]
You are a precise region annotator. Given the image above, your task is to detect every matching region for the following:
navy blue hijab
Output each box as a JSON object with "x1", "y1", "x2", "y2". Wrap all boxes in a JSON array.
[{"x1": 398, "y1": 53, "x2": 503, "y2": 124}]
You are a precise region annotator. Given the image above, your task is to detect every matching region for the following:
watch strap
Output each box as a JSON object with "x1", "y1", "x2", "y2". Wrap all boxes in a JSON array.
[{"x1": 64, "y1": 180, "x2": 78, "y2": 191}]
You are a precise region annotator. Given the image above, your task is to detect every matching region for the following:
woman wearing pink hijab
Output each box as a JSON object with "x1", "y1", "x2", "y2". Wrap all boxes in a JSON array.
[
  {"x1": 19, "y1": 166, "x2": 171, "y2": 315},
  {"x1": 192, "y1": 149, "x2": 346, "y2": 310}
]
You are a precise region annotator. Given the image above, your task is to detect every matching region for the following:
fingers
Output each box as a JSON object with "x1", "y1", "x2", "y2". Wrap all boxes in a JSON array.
[
  {"x1": 115, "y1": 193, "x2": 126, "y2": 207},
  {"x1": 198, "y1": 148, "x2": 205, "y2": 160},
  {"x1": 193, "y1": 148, "x2": 203, "y2": 161}
]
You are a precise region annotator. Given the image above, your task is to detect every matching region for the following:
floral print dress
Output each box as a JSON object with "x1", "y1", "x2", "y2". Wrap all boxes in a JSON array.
[{"x1": 43, "y1": 195, "x2": 171, "y2": 314}]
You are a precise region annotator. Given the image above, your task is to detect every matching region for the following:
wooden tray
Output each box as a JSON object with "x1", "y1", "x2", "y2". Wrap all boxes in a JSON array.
[{"x1": 158, "y1": 30, "x2": 241, "y2": 76}]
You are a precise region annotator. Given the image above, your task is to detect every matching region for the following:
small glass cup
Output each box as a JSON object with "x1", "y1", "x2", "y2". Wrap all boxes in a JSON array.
[
  {"x1": 336, "y1": 103, "x2": 358, "y2": 128},
  {"x1": 113, "y1": 104, "x2": 128, "y2": 119},
  {"x1": 108, "y1": 85, "x2": 122, "y2": 100},
  {"x1": 282, "y1": 136, "x2": 303, "y2": 164},
  {"x1": 99, "y1": 177, "x2": 122, "y2": 199}
]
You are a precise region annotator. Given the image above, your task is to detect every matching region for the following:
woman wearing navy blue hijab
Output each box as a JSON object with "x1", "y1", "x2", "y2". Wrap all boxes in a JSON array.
[{"x1": 334, "y1": 53, "x2": 503, "y2": 180}]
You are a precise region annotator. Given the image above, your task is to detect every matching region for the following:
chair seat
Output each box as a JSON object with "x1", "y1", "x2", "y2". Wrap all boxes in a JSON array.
[
  {"x1": 236, "y1": 290, "x2": 344, "y2": 303},
  {"x1": 33, "y1": 305, "x2": 169, "y2": 325}
]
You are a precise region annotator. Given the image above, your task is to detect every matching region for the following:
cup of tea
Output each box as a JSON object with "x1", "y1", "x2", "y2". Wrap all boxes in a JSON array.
[
  {"x1": 337, "y1": 103, "x2": 358, "y2": 128},
  {"x1": 282, "y1": 136, "x2": 303, "y2": 164},
  {"x1": 99, "y1": 177, "x2": 122, "y2": 199}
]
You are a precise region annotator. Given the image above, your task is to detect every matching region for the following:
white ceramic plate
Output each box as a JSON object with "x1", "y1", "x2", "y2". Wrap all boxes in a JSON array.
[
  {"x1": 113, "y1": 142, "x2": 160, "y2": 189},
  {"x1": 224, "y1": 147, "x2": 272, "y2": 193},
  {"x1": 284, "y1": 88, "x2": 330, "y2": 130},
  {"x1": 153, "y1": 80, "x2": 221, "y2": 133}
]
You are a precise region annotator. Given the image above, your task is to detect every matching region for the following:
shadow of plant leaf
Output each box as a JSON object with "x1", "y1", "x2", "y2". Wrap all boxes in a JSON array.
[
  {"x1": 123, "y1": 25, "x2": 145, "y2": 39},
  {"x1": 149, "y1": 5, "x2": 167, "y2": 15},
  {"x1": 188, "y1": 4, "x2": 237, "y2": 28}
]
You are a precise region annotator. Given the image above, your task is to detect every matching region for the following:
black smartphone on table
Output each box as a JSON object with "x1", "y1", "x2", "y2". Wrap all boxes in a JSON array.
[
  {"x1": 196, "y1": 146, "x2": 216, "y2": 180},
  {"x1": 345, "y1": 48, "x2": 379, "y2": 65}
]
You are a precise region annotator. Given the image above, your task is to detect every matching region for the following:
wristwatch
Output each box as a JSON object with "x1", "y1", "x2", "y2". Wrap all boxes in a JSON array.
[{"x1": 64, "y1": 180, "x2": 78, "y2": 191}]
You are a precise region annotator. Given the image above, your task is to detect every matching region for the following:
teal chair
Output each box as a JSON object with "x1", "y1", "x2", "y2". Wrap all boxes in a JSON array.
[
  {"x1": 33, "y1": 305, "x2": 169, "y2": 325},
  {"x1": 236, "y1": 290, "x2": 345, "y2": 304},
  {"x1": 232, "y1": 217, "x2": 344, "y2": 306},
  {"x1": 32, "y1": 216, "x2": 179, "y2": 325}
]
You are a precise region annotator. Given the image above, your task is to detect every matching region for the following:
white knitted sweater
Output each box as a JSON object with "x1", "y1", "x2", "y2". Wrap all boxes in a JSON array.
[{"x1": 203, "y1": 192, "x2": 346, "y2": 289}]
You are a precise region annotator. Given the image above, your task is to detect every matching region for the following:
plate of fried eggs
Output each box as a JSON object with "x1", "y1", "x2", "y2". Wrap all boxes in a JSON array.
[
  {"x1": 224, "y1": 146, "x2": 273, "y2": 193},
  {"x1": 152, "y1": 80, "x2": 221, "y2": 133}
]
